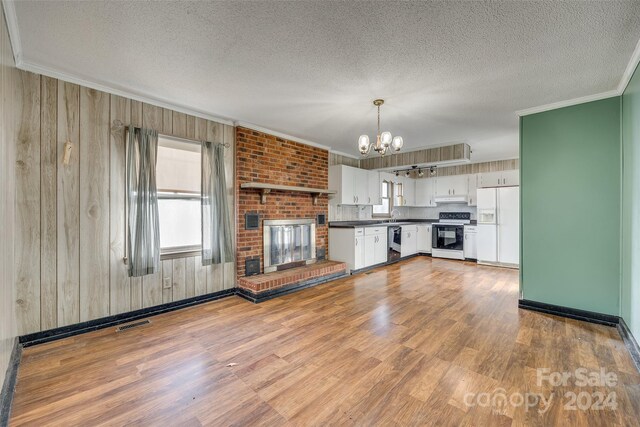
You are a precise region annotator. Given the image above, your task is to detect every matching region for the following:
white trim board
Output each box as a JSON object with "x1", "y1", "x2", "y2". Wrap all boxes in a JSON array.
[
  {"x1": 18, "y1": 59, "x2": 236, "y2": 127},
  {"x1": 517, "y1": 36, "x2": 640, "y2": 117},
  {"x1": 2, "y1": 0, "x2": 21, "y2": 63},
  {"x1": 515, "y1": 90, "x2": 620, "y2": 117}
]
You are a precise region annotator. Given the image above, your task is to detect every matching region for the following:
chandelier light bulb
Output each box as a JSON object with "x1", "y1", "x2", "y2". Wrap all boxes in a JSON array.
[
  {"x1": 358, "y1": 135, "x2": 370, "y2": 152},
  {"x1": 392, "y1": 136, "x2": 403, "y2": 151},
  {"x1": 380, "y1": 131, "x2": 392, "y2": 147}
]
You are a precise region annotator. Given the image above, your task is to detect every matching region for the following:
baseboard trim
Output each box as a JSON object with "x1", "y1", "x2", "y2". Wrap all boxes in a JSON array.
[
  {"x1": 0, "y1": 338, "x2": 21, "y2": 427},
  {"x1": 19, "y1": 289, "x2": 236, "y2": 347},
  {"x1": 237, "y1": 271, "x2": 348, "y2": 303},
  {"x1": 617, "y1": 317, "x2": 640, "y2": 373},
  {"x1": 518, "y1": 299, "x2": 619, "y2": 327}
]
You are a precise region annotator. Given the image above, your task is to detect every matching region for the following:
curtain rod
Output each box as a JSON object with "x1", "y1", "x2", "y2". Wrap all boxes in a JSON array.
[{"x1": 111, "y1": 120, "x2": 231, "y2": 148}]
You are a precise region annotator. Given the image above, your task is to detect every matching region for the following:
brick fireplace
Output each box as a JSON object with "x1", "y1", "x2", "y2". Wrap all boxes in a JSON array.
[{"x1": 235, "y1": 127, "x2": 329, "y2": 280}]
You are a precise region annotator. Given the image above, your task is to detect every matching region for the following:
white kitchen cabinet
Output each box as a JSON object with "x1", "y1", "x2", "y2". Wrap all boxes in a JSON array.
[
  {"x1": 501, "y1": 170, "x2": 520, "y2": 187},
  {"x1": 464, "y1": 225, "x2": 477, "y2": 259},
  {"x1": 415, "y1": 179, "x2": 437, "y2": 207},
  {"x1": 354, "y1": 168, "x2": 369, "y2": 204},
  {"x1": 401, "y1": 225, "x2": 418, "y2": 257},
  {"x1": 354, "y1": 235, "x2": 365, "y2": 269},
  {"x1": 329, "y1": 165, "x2": 373, "y2": 205},
  {"x1": 329, "y1": 227, "x2": 366, "y2": 271},
  {"x1": 467, "y1": 174, "x2": 478, "y2": 206},
  {"x1": 366, "y1": 227, "x2": 388, "y2": 265},
  {"x1": 478, "y1": 170, "x2": 519, "y2": 188},
  {"x1": 435, "y1": 175, "x2": 468, "y2": 197},
  {"x1": 367, "y1": 170, "x2": 381, "y2": 205},
  {"x1": 330, "y1": 226, "x2": 387, "y2": 271},
  {"x1": 394, "y1": 175, "x2": 416, "y2": 207},
  {"x1": 417, "y1": 224, "x2": 432, "y2": 253}
]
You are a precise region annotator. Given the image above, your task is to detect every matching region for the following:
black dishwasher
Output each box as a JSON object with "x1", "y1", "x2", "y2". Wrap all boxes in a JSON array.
[{"x1": 388, "y1": 226, "x2": 401, "y2": 262}]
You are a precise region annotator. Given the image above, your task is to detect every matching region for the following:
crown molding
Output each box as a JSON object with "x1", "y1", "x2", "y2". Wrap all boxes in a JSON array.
[
  {"x1": 2, "y1": 0, "x2": 22, "y2": 64},
  {"x1": 18, "y1": 60, "x2": 235, "y2": 126},
  {"x1": 618, "y1": 36, "x2": 640, "y2": 94},
  {"x1": 517, "y1": 36, "x2": 640, "y2": 117},
  {"x1": 329, "y1": 149, "x2": 361, "y2": 160},
  {"x1": 515, "y1": 90, "x2": 620, "y2": 117},
  {"x1": 234, "y1": 121, "x2": 332, "y2": 152}
]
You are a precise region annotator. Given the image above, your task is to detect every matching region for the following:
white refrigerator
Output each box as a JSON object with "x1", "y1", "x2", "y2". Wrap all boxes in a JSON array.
[{"x1": 476, "y1": 187, "x2": 519, "y2": 266}]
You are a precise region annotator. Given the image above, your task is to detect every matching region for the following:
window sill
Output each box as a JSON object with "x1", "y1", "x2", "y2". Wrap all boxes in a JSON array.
[
  {"x1": 161, "y1": 247, "x2": 202, "y2": 261},
  {"x1": 123, "y1": 247, "x2": 202, "y2": 264}
]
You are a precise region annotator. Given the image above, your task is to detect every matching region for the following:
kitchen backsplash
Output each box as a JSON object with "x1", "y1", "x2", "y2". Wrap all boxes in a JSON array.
[
  {"x1": 398, "y1": 204, "x2": 477, "y2": 220},
  {"x1": 329, "y1": 205, "x2": 373, "y2": 221},
  {"x1": 329, "y1": 204, "x2": 476, "y2": 221}
]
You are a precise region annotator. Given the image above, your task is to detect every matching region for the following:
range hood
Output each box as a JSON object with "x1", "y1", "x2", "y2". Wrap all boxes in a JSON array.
[{"x1": 434, "y1": 195, "x2": 469, "y2": 204}]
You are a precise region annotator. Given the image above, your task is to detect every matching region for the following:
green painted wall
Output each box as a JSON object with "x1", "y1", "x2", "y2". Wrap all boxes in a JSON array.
[
  {"x1": 520, "y1": 97, "x2": 621, "y2": 315},
  {"x1": 622, "y1": 63, "x2": 640, "y2": 338}
]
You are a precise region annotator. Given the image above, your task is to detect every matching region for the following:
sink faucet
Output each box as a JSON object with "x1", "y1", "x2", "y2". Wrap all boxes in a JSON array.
[{"x1": 390, "y1": 209, "x2": 400, "y2": 222}]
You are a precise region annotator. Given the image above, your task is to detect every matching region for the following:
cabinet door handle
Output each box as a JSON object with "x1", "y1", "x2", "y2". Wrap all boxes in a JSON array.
[
  {"x1": 453, "y1": 189, "x2": 455, "y2": 195},
  {"x1": 355, "y1": 239, "x2": 358, "y2": 246}
]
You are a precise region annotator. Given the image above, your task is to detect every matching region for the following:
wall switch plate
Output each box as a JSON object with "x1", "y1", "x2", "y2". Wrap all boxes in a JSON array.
[{"x1": 163, "y1": 277, "x2": 172, "y2": 289}]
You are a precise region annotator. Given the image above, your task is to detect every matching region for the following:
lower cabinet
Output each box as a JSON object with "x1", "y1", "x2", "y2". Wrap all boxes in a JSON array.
[
  {"x1": 365, "y1": 227, "x2": 388, "y2": 266},
  {"x1": 417, "y1": 224, "x2": 432, "y2": 253},
  {"x1": 329, "y1": 227, "x2": 387, "y2": 271},
  {"x1": 464, "y1": 225, "x2": 477, "y2": 260},
  {"x1": 401, "y1": 225, "x2": 418, "y2": 257}
]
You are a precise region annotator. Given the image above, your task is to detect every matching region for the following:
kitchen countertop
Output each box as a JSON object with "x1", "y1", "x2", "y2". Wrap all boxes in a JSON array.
[{"x1": 329, "y1": 219, "x2": 478, "y2": 228}]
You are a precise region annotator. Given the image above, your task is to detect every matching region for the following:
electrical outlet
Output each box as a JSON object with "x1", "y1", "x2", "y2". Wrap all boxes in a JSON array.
[{"x1": 163, "y1": 277, "x2": 172, "y2": 289}]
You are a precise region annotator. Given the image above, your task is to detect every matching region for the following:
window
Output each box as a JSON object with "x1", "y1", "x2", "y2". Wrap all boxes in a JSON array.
[
  {"x1": 156, "y1": 136, "x2": 201, "y2": 254},
  {"x1": 373, "y1": 179, "x2": 392, "y2": 216}
]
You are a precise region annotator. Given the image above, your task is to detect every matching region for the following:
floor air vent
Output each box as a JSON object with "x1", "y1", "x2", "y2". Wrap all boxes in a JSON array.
[{"x1": 116, "y1": 320, "x2": 150, "y2": 332}]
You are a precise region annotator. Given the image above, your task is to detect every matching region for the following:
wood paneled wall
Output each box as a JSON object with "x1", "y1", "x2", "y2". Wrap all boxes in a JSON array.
[
  {"x1": 414, "y1": 158, "x2": 519, "y2": 179},
  {"x1": 359, "y1": 143, "x2": 471, "y2": 170},
  {"x1": 329, "y1": 152, "x2": 360, "y2": 168},
  {"x1": 1, "y1": 4, "x2": 18, "y2": 388},
  {"x1": 13, "y1": 75, "x2": 236, "y2": 335}
]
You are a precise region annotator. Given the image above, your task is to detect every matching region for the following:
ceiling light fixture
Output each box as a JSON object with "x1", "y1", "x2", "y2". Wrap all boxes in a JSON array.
[
  {"x1": 418, "y1": 169, "x2": 424, "y2": 178},
  {"x1": 358, "y1": 99, "x2": 403, "y2": 156},
  {"x1": 429, "y1": 166, "x2": 437, "y2": 176}
]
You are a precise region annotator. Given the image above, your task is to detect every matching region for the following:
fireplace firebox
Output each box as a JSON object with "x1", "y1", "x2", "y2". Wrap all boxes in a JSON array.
[{"x1": 263, "y1": 219, "x2": 316, "y2": 273}]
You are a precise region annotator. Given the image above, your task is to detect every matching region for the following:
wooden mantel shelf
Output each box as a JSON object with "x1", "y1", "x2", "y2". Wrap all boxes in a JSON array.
[{"x1": 240, "y1": 182, "x2": 336, "y2": 205}]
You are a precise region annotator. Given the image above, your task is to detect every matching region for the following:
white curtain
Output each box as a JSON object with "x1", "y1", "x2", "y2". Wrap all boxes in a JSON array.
[
  {"x1": 126, "y1": 127, "x2": 161, "y2": 277},
  {"x1": 202, "y1": 141, "x2": 233, "y2": 265}
]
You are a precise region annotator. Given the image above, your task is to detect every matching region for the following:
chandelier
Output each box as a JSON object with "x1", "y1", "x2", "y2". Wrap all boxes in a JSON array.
[{"x1": 358, "y1": 99, "x2": 403, "y2": 156}]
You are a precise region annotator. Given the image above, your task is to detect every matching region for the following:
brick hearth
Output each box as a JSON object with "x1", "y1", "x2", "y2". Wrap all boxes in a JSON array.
[{"x1": 238, "y1": 261, "x2": 347, "y2": 293}]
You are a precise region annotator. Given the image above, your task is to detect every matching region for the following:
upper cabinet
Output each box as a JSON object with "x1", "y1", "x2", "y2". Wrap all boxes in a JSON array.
[
  {"x1": 478, "y1": 170, "x2": 519, "y2": 188},
  {"x1": 329, "y1": 165, "x2": 382, "y2": 205},
  {"x1": 394, "y1": 175, "x2": 416, "y2": 206},
  {"x1": 415, "y1": 178, "x2": 437, "y2": 207},
  {"x1": 435, "y1": 175, "x2": 468, "y2": 197},
  {"x1": 367, "y1": 170, "x2": 381, "y2": 205},
  {"x1": 467, "y1": 174, "x2": 478, "y2": 206}
]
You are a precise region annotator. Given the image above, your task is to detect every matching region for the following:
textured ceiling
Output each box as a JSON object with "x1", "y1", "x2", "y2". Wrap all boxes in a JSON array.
[{"x1": 11, "y1": 1, "x2": 640, "y2": 161}]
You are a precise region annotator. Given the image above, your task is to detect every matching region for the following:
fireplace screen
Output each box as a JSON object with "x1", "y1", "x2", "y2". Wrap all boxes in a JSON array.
[{"x1": 264, "y1": 219, "x2": 316, "y2": 273}]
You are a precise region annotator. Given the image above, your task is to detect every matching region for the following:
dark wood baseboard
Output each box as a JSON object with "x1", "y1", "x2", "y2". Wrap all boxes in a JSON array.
[
  {"x1": 618, "y1": 317, "x2": 640, "y2": 373},
  {"x1": 19, "y1": 289, "x2": 236, "y2": 347},
  {"x1": 518, "y1": 299, "x2": 619, "y2": 327},
  {"x1": 0, "y1": 338, "x2": 21, "y2": 427},
  {"x1": 237, "y1": 271, "x2": 348, "y2": 303}
]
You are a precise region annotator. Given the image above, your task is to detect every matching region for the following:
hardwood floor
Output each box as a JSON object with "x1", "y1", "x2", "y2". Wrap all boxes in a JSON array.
[{"x1": 9, "y1": 257, "x2": 640, "y2": 426}]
